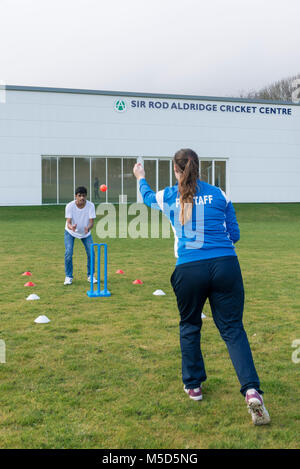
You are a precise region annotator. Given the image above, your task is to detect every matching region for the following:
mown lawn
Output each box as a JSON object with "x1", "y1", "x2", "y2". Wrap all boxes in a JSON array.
[{"x1": 0, "y1": 203, "x2": 299, "y2": 449}]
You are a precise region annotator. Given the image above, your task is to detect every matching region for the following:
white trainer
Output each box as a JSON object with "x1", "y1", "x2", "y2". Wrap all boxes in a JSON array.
[
  {"x1": 64, "y1": 276, "x2": 73, "y2": 285},
  {"x1": 184, "y1": 385, "x2": 203, "y2": 401},
  {"x1": 245, "y1": 388, "x2": 271, "y2": 425},
  {"x1": 87, "y1": 276, "x2": 97, "y2": 284}
]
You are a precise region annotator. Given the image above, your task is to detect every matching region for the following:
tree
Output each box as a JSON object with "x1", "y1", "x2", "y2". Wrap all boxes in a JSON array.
[{"x1": 239, "y1": 73, "x2": 300, "y2": 102}]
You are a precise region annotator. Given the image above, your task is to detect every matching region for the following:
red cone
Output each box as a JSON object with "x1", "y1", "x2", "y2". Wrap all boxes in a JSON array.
[
  {"x1": 22, "y1": 271, "x2": 32, "y2": 276},
  {"x1": 116, "y1": 269, "x2": 124, "y2": 274},
  {"x1": 24, "y1": 281, "x2": 36, "y2": 287},
  {"x1": 132, "y1": 279, "x2": 143, "y2": 284}
]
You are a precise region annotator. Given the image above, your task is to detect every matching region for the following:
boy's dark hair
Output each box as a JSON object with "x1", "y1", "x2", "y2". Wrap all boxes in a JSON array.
[{"x1": 75, "y1": 186, "x2": 87, "y2": 195}]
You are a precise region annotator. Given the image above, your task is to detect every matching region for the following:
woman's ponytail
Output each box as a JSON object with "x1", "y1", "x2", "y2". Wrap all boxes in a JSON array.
[{"x1": 174, "y1": 149, "x2": 199, "y2": 225}]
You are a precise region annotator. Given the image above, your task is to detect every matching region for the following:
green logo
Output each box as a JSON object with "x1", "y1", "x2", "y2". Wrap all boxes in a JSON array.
[{"x1": 115, "y1": 99, "x2": 126, "y2": 112}]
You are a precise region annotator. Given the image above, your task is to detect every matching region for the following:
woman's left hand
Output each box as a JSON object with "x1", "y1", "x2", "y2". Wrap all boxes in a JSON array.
[{"x1": 133, "y1": 163, "x2": 145, "y2": 180}]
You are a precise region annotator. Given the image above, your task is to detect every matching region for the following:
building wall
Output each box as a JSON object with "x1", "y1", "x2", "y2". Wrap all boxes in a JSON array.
[{"x1": 0, "y1": 87, "x2": 299, "y2": 205}]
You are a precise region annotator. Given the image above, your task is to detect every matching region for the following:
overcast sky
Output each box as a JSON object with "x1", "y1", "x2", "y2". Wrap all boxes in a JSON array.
[{"x1": 0, "y1": 0, "x2": 299, "y2": 98}]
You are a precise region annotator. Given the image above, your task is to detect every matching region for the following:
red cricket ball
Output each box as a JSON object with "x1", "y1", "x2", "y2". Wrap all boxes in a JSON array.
[{"x1": 100, "y1": 184, "x2": 107, "y2": 192}]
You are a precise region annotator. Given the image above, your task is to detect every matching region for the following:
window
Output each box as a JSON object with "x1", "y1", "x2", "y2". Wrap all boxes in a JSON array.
[
  {"x1": 158, "y1": 160, "x2": 170, "y2": 190},
  {"x1": 42, "y1": 157, "x2": 57, "y2": 203},
  {"x1": 200, "y1": 161, "x2": 213, "y2": 185},
  {"x1": 144, "y1": 160, "x2": 157, "y2": 191},
  {"x1": 200, "y1": 160, "x2": 227, "y2": 193},
  {"x1": 123, "y1": 158, "x2": 137, "y2": 203},
  {"x1": 91, "y1": 158, "x2": 106, "y2": 203},
  {"x1": 214, "y1": 161, "x2": 226, "y2": 192},
  {"x1": 41, "y1": 156, "x2": 228, "y2": 203},
  {"x1": 75, "y1": 158, "x2": 90, "y2": 196},
  {"x1": 58, "y1": 157, "x2": 74, "y2": 203},
  {"x1": 107, "y1": 158, "x2": 122, "y2": 203}
]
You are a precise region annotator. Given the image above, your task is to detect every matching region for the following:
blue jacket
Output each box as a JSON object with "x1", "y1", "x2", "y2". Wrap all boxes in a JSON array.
[{"x1": 139, "y1": 178, "x2": 240, "y2": 266}]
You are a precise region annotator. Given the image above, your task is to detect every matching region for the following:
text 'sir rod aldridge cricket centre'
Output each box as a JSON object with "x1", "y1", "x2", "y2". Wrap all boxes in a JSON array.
[{"x1": 0, "y1": 84, "x2": 300, "y2": 206}]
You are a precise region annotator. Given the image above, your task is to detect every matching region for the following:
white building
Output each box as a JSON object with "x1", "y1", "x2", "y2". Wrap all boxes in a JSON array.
[{"x1": 0, "y1": 84, "x2": 299, "y2": 206}]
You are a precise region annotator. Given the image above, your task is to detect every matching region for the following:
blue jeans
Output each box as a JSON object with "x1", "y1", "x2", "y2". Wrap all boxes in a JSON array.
[
  {"x1": 64, "y1": 230, "x2": 94, "y2": 278},
  {"x1": 170, "y1": 256, "x2": 262, "y2": 396}
]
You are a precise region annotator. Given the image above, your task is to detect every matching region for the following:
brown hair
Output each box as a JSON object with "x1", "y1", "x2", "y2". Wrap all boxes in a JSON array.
[{"x1": 174, "y1": 149, "x2": 199, "y2": 225}]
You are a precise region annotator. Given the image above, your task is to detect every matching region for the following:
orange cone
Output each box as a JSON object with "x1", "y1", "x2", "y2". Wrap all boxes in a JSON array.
[{"x1": 24, "y1": 281, "x2": 36, "y2": 287}]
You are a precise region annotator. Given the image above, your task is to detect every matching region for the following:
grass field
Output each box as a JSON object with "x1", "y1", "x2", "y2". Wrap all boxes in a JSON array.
[{"x1": 0, "y1": 203, "x2": 299, "y2": 449}]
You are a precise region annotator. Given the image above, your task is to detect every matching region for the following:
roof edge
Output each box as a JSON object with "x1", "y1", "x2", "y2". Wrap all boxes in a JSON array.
[{"x1": 4, "y1": 84, "x2": 299, "y2": 106}]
